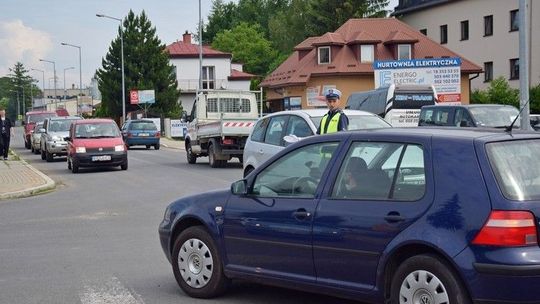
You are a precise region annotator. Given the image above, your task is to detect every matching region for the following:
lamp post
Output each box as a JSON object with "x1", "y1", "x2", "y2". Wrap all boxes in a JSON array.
[
  {"x1": 96, "y1": 13, "x2": 125, "y2": 123},
  {"x1": 61, "y1": 42, "x2": 83, "y2": 115},
  {"x1": 63, "y1": 67, "x2": 75, "y2": 100},
  {"x1": 39, "y1": 59, "x2": 57, "y2": 110}
]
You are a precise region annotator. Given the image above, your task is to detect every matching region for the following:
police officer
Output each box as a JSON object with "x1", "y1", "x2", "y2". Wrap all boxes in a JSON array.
[
  {"x1": 316, "y1": 89, "x2": 349, "y2": 134},
  {"x1": 0, "y1": 109, "x2": 14, "y2": 160}
]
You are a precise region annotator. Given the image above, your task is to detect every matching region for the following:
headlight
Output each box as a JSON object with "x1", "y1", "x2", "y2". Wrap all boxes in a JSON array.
[
  {"x1": 114, "y1": 145, "x2": 125, "y2": 152},
  {"x1": 75, "y1": 147, "x2": 86, "y2": 153}
]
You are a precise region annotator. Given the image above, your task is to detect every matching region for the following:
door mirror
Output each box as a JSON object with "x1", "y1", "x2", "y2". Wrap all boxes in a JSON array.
[
  {"x1": 231, "y1": 179, "x2": 248, "y2": 195},
  {"x1": 64, "y1": 137, "x2": 71, "y2": 142}
]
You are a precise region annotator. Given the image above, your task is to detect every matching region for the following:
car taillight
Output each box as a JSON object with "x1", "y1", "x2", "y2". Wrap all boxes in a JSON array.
[
  {"x1": 472, "y1": 210, "x2": 538, "y2": 247},
  {"x1": 127, "y1": 132, "x2": 133, "y2": 138},
  {"x1": 222, "y1": 138, "x2": 234, "y2": 145},
  {"x1": 156, "y1": 131, "x2": 160, "y2": 138}
]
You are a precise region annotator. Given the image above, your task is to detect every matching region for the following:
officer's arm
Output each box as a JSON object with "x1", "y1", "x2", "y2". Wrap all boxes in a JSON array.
[{"x1": 339, "y1": 114, "x2": 349, "y2": 131}]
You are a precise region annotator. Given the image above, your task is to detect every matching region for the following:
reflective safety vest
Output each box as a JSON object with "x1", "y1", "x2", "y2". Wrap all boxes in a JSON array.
[{"x1": 320, "y1": 112, "x2": 341, "y2": 134}]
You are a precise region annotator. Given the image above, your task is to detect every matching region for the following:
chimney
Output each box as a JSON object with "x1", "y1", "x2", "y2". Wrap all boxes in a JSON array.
[{"x1": 183, "y1": 31, "x2": 191, "y2": 44}]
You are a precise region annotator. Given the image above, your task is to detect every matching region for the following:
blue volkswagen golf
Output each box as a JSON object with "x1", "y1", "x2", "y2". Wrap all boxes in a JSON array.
[{"x1": 159, "y1": 128, "x2": 540, "y2": 304}]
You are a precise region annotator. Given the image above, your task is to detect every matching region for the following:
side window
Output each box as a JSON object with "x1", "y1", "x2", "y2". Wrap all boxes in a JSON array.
[
  {"x1": 251, "y1": 118, "x2": 269, "y2": 143},
  {"x1": 454, "y1": 109, "x2": 474, "y2": 127},
  {"x1": 252, "y1": 142, "x2": 339, "y2": 198},
  {"x1": 285, "y1": 116, "x2": 313, "y2": 138},
  {"x1": 264, "y1": 116, "x2": 288, "y2": 146},
  {"x1": 332, "y1": 142, "x2": 425, "y2": 201}
]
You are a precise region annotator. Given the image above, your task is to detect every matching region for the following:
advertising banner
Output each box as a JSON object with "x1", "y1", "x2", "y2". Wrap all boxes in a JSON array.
[
  {"x1": 374, "y1": 58, "x2": 462, "y2": 102},
  {"x1": 130, "y1": 90, "x2": 156, "y2": 104},
  {"x1": 171, "y1": 119, "x2": 188, "y2": 137}
]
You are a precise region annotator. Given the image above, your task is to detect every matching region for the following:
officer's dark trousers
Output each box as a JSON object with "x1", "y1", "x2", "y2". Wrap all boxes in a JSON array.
[{"x1": 0, "y1": 135, "x2": 9, "y2": 158}]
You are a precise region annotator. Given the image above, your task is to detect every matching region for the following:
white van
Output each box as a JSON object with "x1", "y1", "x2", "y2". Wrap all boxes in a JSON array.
[{"x1": 346, "y1": 84, "x2": 437, "y2": 127}]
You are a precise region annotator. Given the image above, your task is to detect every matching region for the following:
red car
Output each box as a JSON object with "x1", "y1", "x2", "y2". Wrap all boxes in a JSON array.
[
  {"x1": 66, "y1": 119, "x2": 128, "y2": 173},
  {"x1": 23, "y1": 110, "x2": 57, "y2": 149}
]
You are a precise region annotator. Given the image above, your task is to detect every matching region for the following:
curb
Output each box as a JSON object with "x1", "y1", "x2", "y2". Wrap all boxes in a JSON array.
[{"x1": 0, "y1": 151, "x2": 56, "y2": 200}]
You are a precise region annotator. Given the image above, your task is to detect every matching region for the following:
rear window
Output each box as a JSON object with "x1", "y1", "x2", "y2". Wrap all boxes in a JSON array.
[
  {"x1": 129, "y1": 122, "x2": 157, "y2": 131},
  {"x1": 486, "y1": 139, "x2": 540, "y2": 200},
  {"x1": 27, "y1": 113, "x2": 56, "y2": 123},
  {"x1": 470, "y1": 107, "x2": 519, "y2": 128}
]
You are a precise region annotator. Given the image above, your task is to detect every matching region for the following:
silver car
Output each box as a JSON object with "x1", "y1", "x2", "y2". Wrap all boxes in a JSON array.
[
  {"x1": 31, "y1": 122, "x2": 44, "y2": 154},
  {"x1": 242, "y1": 109, "x2": 391, "y2": 177},
  {"x1": 40, "y1": 116, "x2": 82, "y2": 162}
]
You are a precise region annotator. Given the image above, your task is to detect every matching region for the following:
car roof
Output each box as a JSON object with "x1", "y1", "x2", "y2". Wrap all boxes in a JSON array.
[
  {"x1": 262, "y1": 109, "x2": 379, "y2": 119},
  {"x1": 74, "y1": 118, "x2": 115, "y2": 124},
  {"x1": 297, "y1": 127, "x2": 540, "y2": 145},
  {"x1": 49, "y1": 116, "x2": 82, "y2": 120},
  {"x1": 422, "y1": 104, "x2": 516, "y2": 109},
  {"x1": 26, "y1": 111, "x2": 56, "y2": 115},
  {"x1": 127, "y1": 119, "x2": 155, "y2": 123}
]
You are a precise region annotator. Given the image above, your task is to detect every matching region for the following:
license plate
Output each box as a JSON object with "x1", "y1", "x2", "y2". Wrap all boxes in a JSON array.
[
  {"x1": 92, "y1": 155, "x2": 111, "y2": 161},
  {"x1": 138, "y1": 133, "x2": 149, "y2": 137}
]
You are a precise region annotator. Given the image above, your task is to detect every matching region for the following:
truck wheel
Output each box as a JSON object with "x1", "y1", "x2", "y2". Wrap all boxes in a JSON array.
[
  {"x1": 186, "y1": 142, "x2": 197, "y2": 164},
  {"x1": 208, "y1": 144, "x2": 221, "y2": 168}
]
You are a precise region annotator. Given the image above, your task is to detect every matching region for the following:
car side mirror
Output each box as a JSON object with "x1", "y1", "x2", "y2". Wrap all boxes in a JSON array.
[
  {"x1": 64, "y1": 137, "x2": 71, "y2": 142},
  {"x1": 231, "y1": 179, "x2": 248, "y2": 196}
]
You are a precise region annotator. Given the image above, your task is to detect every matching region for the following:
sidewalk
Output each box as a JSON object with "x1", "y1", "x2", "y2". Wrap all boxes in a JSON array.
[
  {"x1": 0, "y1": 151, "x2": 56, "y2": 201},
  {"x1": 160, "y1": 137, "x2": 185, "y2": 150}
]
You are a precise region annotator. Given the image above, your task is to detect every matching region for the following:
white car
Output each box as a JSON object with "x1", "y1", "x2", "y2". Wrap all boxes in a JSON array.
[
  {"x1": 30, "y1": 122, "x2": 44, "y2": 154},
  {"x1": 242, "y1": 109, "x2": 391, "y2": 177}
]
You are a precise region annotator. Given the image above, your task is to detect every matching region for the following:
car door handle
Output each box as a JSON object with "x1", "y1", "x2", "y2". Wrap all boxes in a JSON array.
[
  {"x1": 384, "y1": 212, "x2": 405, "y2": 223},
  {"x1": 292, "y1": 208, "x2": 311, "y2": 220}
]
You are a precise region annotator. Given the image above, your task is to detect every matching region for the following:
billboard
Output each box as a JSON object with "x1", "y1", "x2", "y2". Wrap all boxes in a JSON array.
[
  {"x1": 374, "y1": 58, "x2": 461, "y2": 102},
  {"x1": 130, "y1": 90, "x2": 156, "y2": 104}
]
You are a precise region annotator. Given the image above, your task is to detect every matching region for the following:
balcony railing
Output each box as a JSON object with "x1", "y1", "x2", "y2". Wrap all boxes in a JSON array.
[{"x1": 177, "y1": 79, "x2": 230, "y2": 91}]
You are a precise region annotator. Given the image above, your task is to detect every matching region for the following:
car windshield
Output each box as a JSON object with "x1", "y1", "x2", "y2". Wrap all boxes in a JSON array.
[
  {"x1": 310, "y1": 115, "x2": 390, "y2": 130},
  {"x1": 469, "y1": 107, "x2": 519, "y2": 128},
  {"x1": 129, "y1": 122, "x2": 157, "y2": 131},
  {"x1": 49, "y1": 119, "x2": 77, "y2": 132},
  {"x1": 486, "y1": 139, "x2": 540, "y2": 200},
  {"x1": 27, "y1": 113, "x2": 56, "y2": 124},
  {"x1": 75, "y1": 123, "x2": 120, "y2": 138}
]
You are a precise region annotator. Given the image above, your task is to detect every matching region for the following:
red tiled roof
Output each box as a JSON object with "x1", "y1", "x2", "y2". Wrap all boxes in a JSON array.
[
  {"x1": 166, "y1": 41, "x2": 232, "y2": 59},
  {"x1": 262, "y1": 18, "x2": 482, "y2": 88},
  {"x1": 228, "y1": 69, "x2": 256, "y2": 80},
  {"x1": 313, "y1": 32, "x2": 346, "y2": 46}
]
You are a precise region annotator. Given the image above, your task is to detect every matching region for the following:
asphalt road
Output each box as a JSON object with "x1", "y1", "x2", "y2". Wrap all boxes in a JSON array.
[{"x1": 0, "y1": 128, "x2": 359, "y2": 304}]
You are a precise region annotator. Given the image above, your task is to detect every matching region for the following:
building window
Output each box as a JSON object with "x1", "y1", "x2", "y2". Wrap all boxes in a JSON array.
[
  {"x1": 360, "y1": 44, "x2": 374, "y2": 63},
  {"x1": 419, "y1": 29, "x2": 427, "y2": 35},
  {"x1": 202, "y1": 66, "x2": 215, "y2": 89},
  {"x1": 510, "y1": 9, "x2": 519, "y2": 32},
  {"x1": 318, "y1": 46, "x2": 331, "y2": 64},
  {"x1": 460, "y1": 20, "x2": 469, "y2": 41},
  {"x1": 484, "y1": 15, "x2": 493, "y2": 36},
  {"x1": 509, "y1": 58, "x2": 519, "y2": 80},
  {"x1": 440, "y1": 24, "x2": 448, "y2": 44},
  {"x1": 397, "y1": 44, "x2": 411, "y2": 60},
  {"x1": 484, "y1": 62, "x2": 493, "y2": 82}
]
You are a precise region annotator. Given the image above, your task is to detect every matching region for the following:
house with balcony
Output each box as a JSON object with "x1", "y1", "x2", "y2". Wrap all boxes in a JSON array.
[
  {"x1": 166, "y1": 31, "x2": 256, "y2": 113},
  {"x1": 392, "y1": 0, "x2": 539, "y2": 90},
  {"x1": 260, "y1": 18, "x2": 482, "y2": 112}
]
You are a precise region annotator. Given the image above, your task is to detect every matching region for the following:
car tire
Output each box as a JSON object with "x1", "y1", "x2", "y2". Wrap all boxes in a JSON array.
[
  {"x1": 46, "y1": 150, "x2": 53, "y2": 162},
  {"x1": 390, "y1": 254, "x2": 471, "y2": 304},
  {"x1": 25, "y1": 139, "x2": 31, "y2": 149},
  {"x1": 186, "y1": 142, "x2": 197, "y2": 164},
  {"x1": 71, "y1": 159, "x2": 79, "y2": 174},
  {"x1": 121, "y1": 160, "x2": 128, "y2": 170},
  {"x1": 172, "y1": 226, "x2": 229, "y2": 298},
  {"x1": 31, "y1": 146, "x2": 34, "y2": 153},
  {"x1": 146, "y1": 145, "x2": 151, "y2": 149},
  {"x1": 41, "y1": 148, "x2": 46, "y2": 160},
  {"x1": 154, "y1": 144, "x2": 160, "y2": 150}
]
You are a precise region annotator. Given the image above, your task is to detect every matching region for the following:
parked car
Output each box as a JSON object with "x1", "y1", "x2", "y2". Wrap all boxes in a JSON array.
[
  {"x1": 121, "y1": 119, "x2": 160, "y2": 150},
  {"x1": 66, "y1": 119, "x2": 128, "y2": 173},
  {"x1": 30, "y1": 122, "x2": 44, "y2": 154},
  {"x1": 23, "y1": 110, "x2": 57, "y2": 149},
  {"x1": 242, "y1": 109, "x2": 391, "y2": 177},
  {"x1": 418, "y1": 104, "x2": 520, "y2": 128},
  {"x1": 40, "y1": 116, "x2": 82, "y2": 162},
  {"x1": 530, "y1": 114, "x2": 540, "y2": 131},
  {"x1": 159, "y1": 127, "x2": 540, "y2": 304}
]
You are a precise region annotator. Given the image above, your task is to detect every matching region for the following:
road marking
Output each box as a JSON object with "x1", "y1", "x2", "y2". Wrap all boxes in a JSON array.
[{"x1": 80, "y1": 276, "x2": 144, "y2": 304}]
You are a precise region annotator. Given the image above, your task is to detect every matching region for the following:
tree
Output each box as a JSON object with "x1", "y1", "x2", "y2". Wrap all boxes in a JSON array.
[
  {"x1": 96, "y1": 10, "x2": 181, "y2": 120},
  {"x1": 305, "y1": 0, "x2": 389, "y2": 36},
  {"x1": 1, "y1": 63, "x2": 40, "y2": 121},
  {"x1": 212, "y1": 22, "x2": 279, "y2": 76},
  {"x1": 530, "y1": 84, "x2": 540, "y2": 114},
  {"x1": 202, "y1": 0, "x2": 239, "y2": 44},
  {"x1": 471, "y1": 77, "x2": 519, "y2": 108},
  {"x1": 268, "y1": 0, "x2": 311, "y2": 54}
]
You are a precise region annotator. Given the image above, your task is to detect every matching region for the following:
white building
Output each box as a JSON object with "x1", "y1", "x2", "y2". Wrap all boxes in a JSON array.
[
  {"x1": 166, "y1": 32, "x2": 256, "y2": 113},
  {"x1": 392, "y1": 0, "x2": 539, "y2": 90}
]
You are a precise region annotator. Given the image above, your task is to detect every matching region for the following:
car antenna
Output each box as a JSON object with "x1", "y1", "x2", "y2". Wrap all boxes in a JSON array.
[{"x1": 505, "y1": 98, "x2": 531, "y2": 133}]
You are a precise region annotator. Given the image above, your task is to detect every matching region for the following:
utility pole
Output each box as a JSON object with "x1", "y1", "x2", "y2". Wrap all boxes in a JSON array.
[{"x1": 519, "y1": 0, "x2": 530, "y2": 130}]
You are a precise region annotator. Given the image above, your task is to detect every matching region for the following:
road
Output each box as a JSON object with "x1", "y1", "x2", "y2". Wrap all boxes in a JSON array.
[{"x1": 0, "y1": 129, "x2": 358, "y2": 304}]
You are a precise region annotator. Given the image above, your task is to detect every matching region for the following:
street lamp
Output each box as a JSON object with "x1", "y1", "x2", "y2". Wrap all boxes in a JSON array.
[
  {"x1": 63, "y1": 67, "x2": 75, "y2": 100},
  {"x1": 96, "y1": 13, "x2": 126, "y2": 123},
  {"x1": 39, "y1": 58, "x2": 57, "y2": 110},
  {"x1": 61, "y1": 42, "x2": 83, "y2": 115}
]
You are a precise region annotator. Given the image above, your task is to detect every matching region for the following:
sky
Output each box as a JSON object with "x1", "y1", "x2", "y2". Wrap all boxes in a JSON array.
[{"x1": 0, "y1": 0, "x2": 399, "y2": 91}]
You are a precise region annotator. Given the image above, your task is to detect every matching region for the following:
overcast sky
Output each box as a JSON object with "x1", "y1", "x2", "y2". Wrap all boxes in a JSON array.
[{"x1": 0, "y1": 0, "x2": 399, "y2": 91}]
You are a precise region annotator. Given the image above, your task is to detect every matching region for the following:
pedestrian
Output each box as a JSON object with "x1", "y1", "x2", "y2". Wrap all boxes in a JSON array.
[
  {"x1": 316, "y1": 88, "x2": 349, "y2": 134},
  {"x1": 0, "y1": 109, "x2": 14, "y2": 160}
]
